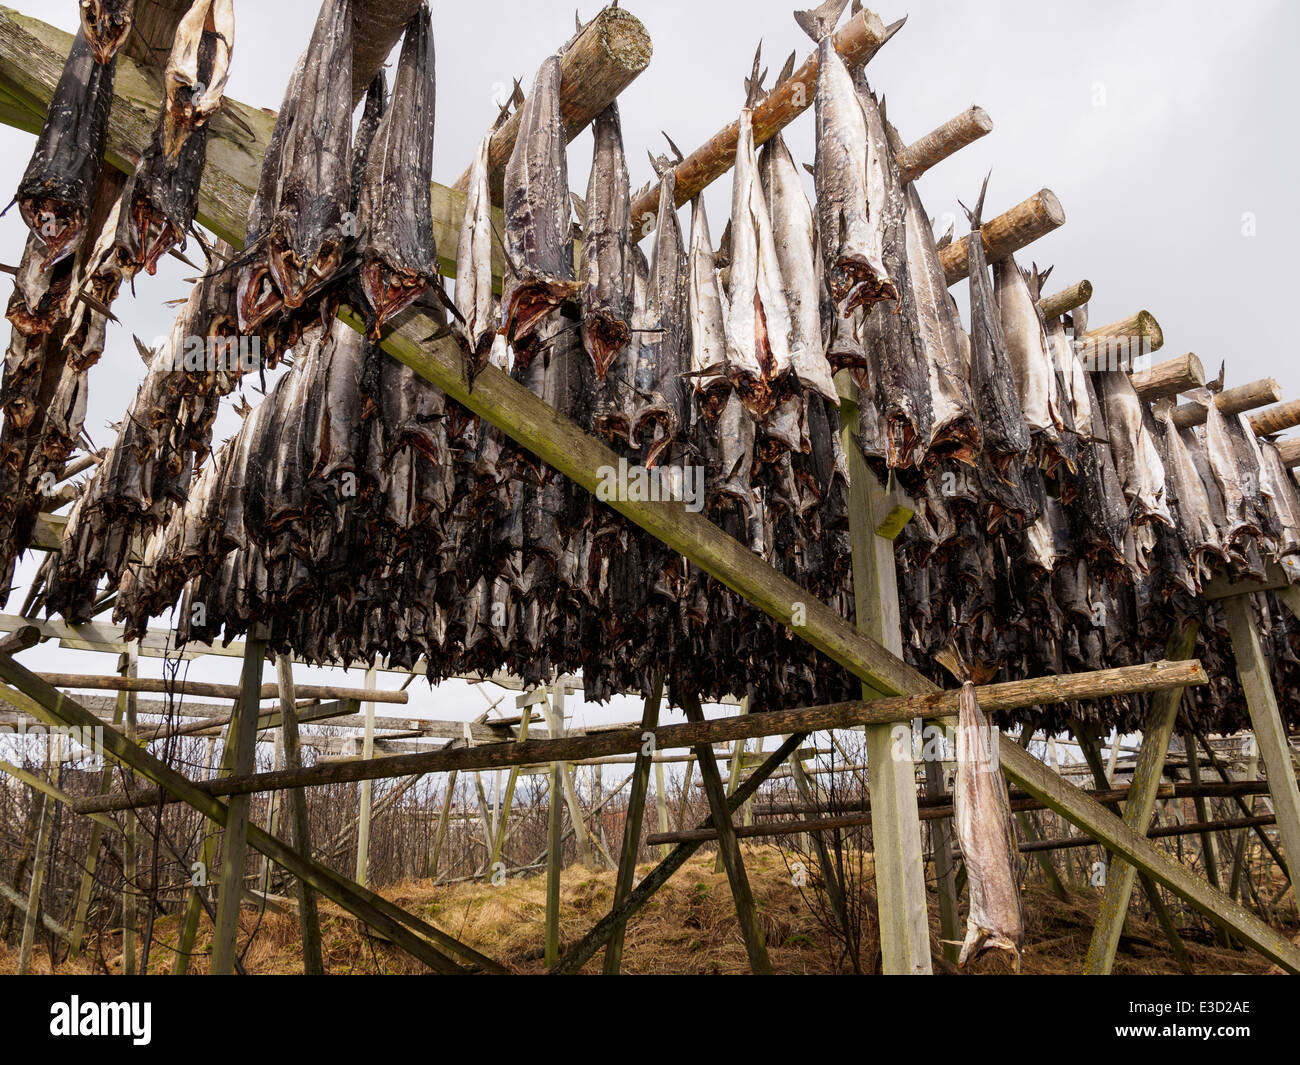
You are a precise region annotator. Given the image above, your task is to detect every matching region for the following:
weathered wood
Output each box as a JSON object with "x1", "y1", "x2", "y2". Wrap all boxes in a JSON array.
[
  {"x1": 1172, "y1": 378, "x2": 1284, "y2": 430},
  {"x1": 896, "y1": 105, "x2": 992, "y2": 183},
  {"x1": 603, "y1": 674, "x2": 663, "y2": 974},
  {"x1": 940, "y1": 188, "x2": 1065, "y2": 285},
  {"x1": 1201, "y1": 561, "x2": 1292, "y2": 601},
  {"x1": 211, "y1": 631, "x2": 268, "y2": 975},
  {"x1": 355, "y1": 665, "x2": 377, "y2": 886},
  {"x1": 1000, "y1": 738, "x2": 1300, "y2": 972},
  {"x1": 1078, "y1": 310, "x2": 1164, "y2": 367},
  {"x1": 275, "y1": 655, "x2": 324, "y2": 975},
  {"x1": 121, "y1": 0, "x2": 187, "y2": 78},
  {"x1": 16, "y1": 782, "x2": 51, "y2": 974},
  {"x1": 544, "y1": 759, "x2": 562, "y2": 967},
  {"x1": 454, "y1": 7, "x2": 651, "y2": 203},
  {"x1": 1129, "y1": 353, "x2": 1205, "y2": 400},
  {"x1": 627, "y1": 6, "x2": 897, "y2": 226},
  {"x1": 74, "y1": 659, "x2": 1208, "y2": 814},
  {"x1": 33, "y1": 671, "x2": 407, "y2": 703},
  {"x1": 350, "y1": 0, "x2": 426, "y2": 104},
  {"x1": 1037, "y1": 279, "x2": 1092, "y2": 320},
  {"x1": 1249, "y1": 399, "x2": 1300, "y2": 437},
  {"x1": 0, "y1": 657, "x2": 505, "y2": 974},
  {"x1": 1276, "y1": 438, "x2": 1300, "y2": 468},
  {"x1": 1222, "y1": 595, "x2": 1300, "y2": 912},
  {"x1": 1084, "y1": 622, "x2": 1197, "y2": 974}
]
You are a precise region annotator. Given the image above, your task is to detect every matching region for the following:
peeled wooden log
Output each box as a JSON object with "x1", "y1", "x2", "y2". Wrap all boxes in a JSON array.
[
  {"x1": 1276, "y1": 438, "x2": 1300, "y2": 468},
  {"x1": 122, "y1": 0, "x2": 188, "y2": 78},
  {"x1": 351, "y1": 0, "x2": 426, "y2": 104},
  {"x1": 1171, "y1": 378, "x2": 1283, "y2": 430},
  {"x1": 35, "y1": 672, "x2": 408, "y2": 704},
  {"x1": 940, "y1": 188, "x2": 1065, "y2": 285},
  {"x1": 1249, "y1": 399, "x2": 1300, "y2": 437},
  {"x1": 1076, "y1": 309, "x2": 1163, "y2": 369},
  {"x1": 1037, "y1": 278, "x2": 1092, "y2": 321},
  {"x1": 627, "y1": 6, "x2": 898, "y2": 227},
  {"x1": 452, "y1": 7, "x2": 651, "y2": 203},
  {"x1": 895, "y1": 105, "x2": 992, "y2": 183},
  {"x1": 1129, "y1": 352, "x2": 1204, "y2": 400}
]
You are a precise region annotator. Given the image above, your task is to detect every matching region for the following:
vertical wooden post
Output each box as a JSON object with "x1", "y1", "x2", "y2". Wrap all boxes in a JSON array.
[
  {"x1": 680, "y1": 691, "x2": 772, "y2": 974},
  {"x1": 541, "y1": 681, "x2": 594, "y2": 868},
  {"x1": 789, "y1": 747, "x2": 849, "y2": 931},
  {"x1": 717, "y1": 697, "x2": 748, "y2": 872},
  {"x1": 545, "y1": 758, "x2": 563, "y2": 967},
  {"x1": 355, "y1": 665, "x2": 377, "y2": 886},
  {"x1": 1222, "y1": 594, "x2": 1300, "y2": 913},
  {"x1": 654, "y1": 761, "x2": 671, "y2": 860},
  {"x1": 429, "y1": 770, "x2": 459, "y2": 880},
  {"x1": 16, "y1": 783, "x2": 52, "y2": 974},
  {"x1": 274, "y1": 655, "x2": 324, "y2": 974},
  {"x1": 675, "y1": 753, "x2": 696, "y2": 832},
  {"x1": 922, "y1": 750, "x2": 961, "y2": 958},
  {"x1": 210, "y1": 627, "x2": 268, "y2": 975},
  {"x1": 260, "y1": 730, "x2": 286, "y2": 894},
  {"x1": 603, "y1": 675, "x2": 663, "y2": 974},
  {"x1": 1084, "y1": 620, "x2": 1198, "y2": 974},
  {"x1": 119, "y1": 644, "x2": 138, "y2": 975},
  {"x1": 489, "y1": 703, "x2": 532, "y2": 872},
  {"x1": 840, "y1": 384, "x2": 932, "y2": 974},
  {"x1": 174, "y1": 718, "x2": 234, "y2": 974}
]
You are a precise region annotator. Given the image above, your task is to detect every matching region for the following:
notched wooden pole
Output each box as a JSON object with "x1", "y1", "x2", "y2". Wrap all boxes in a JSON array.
[
  {"x1": 1129, "y1": 352, "x2": 1205, "y2": 400},
  {"x1": 1171, "y1": 378, "x2": 1284, "y2": 430},
  {"x1": 896, "y1": 105, "x2": 992, "y2": 183},
  {"x1": 1037, "y1": 279, "x2": 1092, "y2": 320},
  {"x1": 940, "y1": 188, "x2": 1065, "y2": 285}
]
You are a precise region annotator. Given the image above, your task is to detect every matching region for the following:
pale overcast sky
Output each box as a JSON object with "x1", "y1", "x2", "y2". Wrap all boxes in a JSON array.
[{"x1": 0, "y1": 0, "x2": 1294, "y2": 729}]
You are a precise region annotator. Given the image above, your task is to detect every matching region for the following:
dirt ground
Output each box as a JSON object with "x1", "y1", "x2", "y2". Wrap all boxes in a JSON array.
[{"x1": 3, "y1": 844, "x2": 1292, "y2": 974}]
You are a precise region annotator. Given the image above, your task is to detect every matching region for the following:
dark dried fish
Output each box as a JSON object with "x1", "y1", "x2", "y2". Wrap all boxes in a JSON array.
[
  {"x1": 455, "y1": 127, "x2": 506, "y2": 381},
  {"x1": 686, "y1": 194, "x2": 730, "y2": 418},
  {"x1": 580, "y1": 102, "x2": 632, "y2": 380},
  {"x1": 80, "y1": 0, "x2": 134, "y2": 64}
]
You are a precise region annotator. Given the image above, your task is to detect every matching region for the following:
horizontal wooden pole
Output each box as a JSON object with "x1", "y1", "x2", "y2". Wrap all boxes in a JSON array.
[
  {"x1": 1171, "y1": 378, "x2": 1284, "y2": 429},
  {"x1": 1249, "y1": 399, "x2": 1300, "y2": 437},
  {"x1": 1129, "y1": 352, "x2": 1204, "y2": 400},
  {"x1": 33, "y1": 672, "x2": 408, "y2": 704},
  {"x1": 940, "y1": 188, "x2": 1065, "y2": 285},
  {"x1": 74, "y1": 659, "x2": 1207, "y2": 814},
  {"x1": 1020, "y1": 814, "x2": 1277, "y2": 854},
  {"x1": 1037, "y1": 279, "x2": 1092, "y2": 320},
  {"x1": 452, "y1": 6, "x2": 652, "y2": 203},
  {"x1": 896, "y1": 105, "x2": 992, "y2": 184},
  {"x1": 1277, "y1": 438, "x2": 1300, "y2": 468},
  {"x1": 627, "y1": 6, "x2": 898, "y2": 225},
  {"x1": 1079, "y1": 309, "x2": 1164, "y2": 362}
]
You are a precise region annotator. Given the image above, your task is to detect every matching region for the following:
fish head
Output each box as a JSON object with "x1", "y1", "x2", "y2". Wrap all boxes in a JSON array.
[
  {"x1": 79, "y1": 0, "x2": 133, "y2": 64},
  {"x1": 361, "y1": 259, "x2": 430, "y2": 334},
  {"x1": 236, "y1": 256, "x2": 283, "y2": 333},
  {"x1": 20, "y1": 196, "x2": 85, "y2": 271},
  {"x1": 267, "y1": 205, "x2": 346, "y2": 309}
]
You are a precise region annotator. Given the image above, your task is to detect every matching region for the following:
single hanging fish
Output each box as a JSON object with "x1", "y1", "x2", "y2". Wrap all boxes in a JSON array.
[
  {"x1": 267, "y1": 0, "x2": 354, "y2": 311},
  {"x1": 1095, "y1": 370, "x2": 1173, "y2": 527},
  {"x1": 580, "y1": 101, "x2": 632, "y2": 380},
  {"x1": 15, "y1": 28, "x2": 117, "y2": 269},
  {"x1": 500, "y1": 55, "x2": 581, "y2": 364},
  {"x1": 686, "y1": 193, "x2": 731, "y2": 419},
  {"x1": 162, "y1": 0, "x2": 234, "y2": 159},
  {"x1": 80, "y1": 0, "x2": 134, "y2": 64},
  {"x1": 1151, "y1": 399, "x2": 1224, "y2": 582},
  {"x1": 455, "y1": 125, "x2": 508, "y2": 382},
  {"x1": 796, "y1": 0, "x2": 896, "y2": 314},
  {"x1": 724, "y1": 70, "x2": 795, "y2": 417},
  {"x1": 357, "y1": 4, "x2": 439, "y2": 333}
]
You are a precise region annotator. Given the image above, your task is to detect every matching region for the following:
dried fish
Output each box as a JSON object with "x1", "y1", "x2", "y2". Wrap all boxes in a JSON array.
[
  {"x1": 80, "y1": 0, "x2": 134, "y2": 64},
  {"x1": 162, "y1": 0, "x2": 234, "y2": 158},
  {"x1": 686, "y1": 194, "x2": 730, "y2": 418},
  {"x1": 1095, "y1": 370, "x2": 1172, "y2": 527},
  {"x1": 357, "y1": 5, "x2": 439, "y2": 333},
  {"x1": 580, "y1": 102, "x2": 632, "y2": 380},
  {"x1": 455, "y1": 127, "x2": 505, "y2": 381}
]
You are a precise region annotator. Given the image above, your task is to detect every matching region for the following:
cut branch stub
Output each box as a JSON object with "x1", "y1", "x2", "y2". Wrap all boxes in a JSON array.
[
  {"x1": 1249, "y1": 398, "x2": 1300, "y2": 437},
  {"x1": 1171, "y1": 378, "x2": 1283, "y2": 429},
  {"x1": 1276, "y1": 437, "x2": 1300, "y2": 468},
  {"x1": 940, "y1": 188, "x2": 1065, "y2": 285},
  {"x1": 896, "y1": 105, "x2": 992, "y2": 183},
  {"x1": 1036, "y1": 278, "x2": 1092, "y2": 320},
  {"x1": 1129, "y1": 352, "x2": 1205, "y2": 400},
  {"x1": 1077, "y1": 309, "x2": 1164, "y2": 369},
  {"x1": 627, "y1": 6, "x2": 897, "y2": 228},
  {"x1": 452, "y1": 7, "x2": 652, "y2": 203}
]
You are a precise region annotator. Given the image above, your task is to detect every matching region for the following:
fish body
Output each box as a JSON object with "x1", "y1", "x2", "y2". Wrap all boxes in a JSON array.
[
  {"x1": 357, "y1": 6, "x2": 438, "y2": 332},
  {"x1": 162, "y1": 0, "x2": 234, "y2": 158},
  {"x1": 455, "y1": 128, "x2": 502, "y2": 380},
  {"x1": 686, "y1": 194, "x2": 730, "y2": 417},
  {"x1": 501, "y1": 55, "x2": 580, "y2": 362},
  {"x1": 267, "y1": 0, "x2": 353, "y2": 310},
  {"x1": 1095, "y1": 370, "x2": 1172, "y2": 527},
  {"x1": 17, "y1": 29, "x2": 117, "y2": 268},
  {"x1": 580, "y1": 102, "x2": 632, "y2": 379}
]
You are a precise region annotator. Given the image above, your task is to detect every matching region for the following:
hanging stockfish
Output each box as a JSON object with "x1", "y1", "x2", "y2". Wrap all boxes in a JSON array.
[
  {"x1": 1093, "y1": 369, "x2": 1172, "y2": 529},
  {"x1": 80, "y1": 0, "x2": 134, "y2": 64},
  {"x1": 455, "y1": 126, "x2": 507, "y2": 382},
  {"x1": 685, "y1": 193, "x2": 731, "y2": 419},
  {"x1": 580, "y1": 102, "x2": 633, "y2": 381},
  {"x1": 161, "y1": 0, "x2": 234, "y2": 158}
]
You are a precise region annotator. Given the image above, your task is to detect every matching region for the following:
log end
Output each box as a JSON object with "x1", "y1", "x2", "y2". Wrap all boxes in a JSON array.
[
  {"x1": 1037, "y1": 188, "x2": 1066, "y2": 227},
  {"x1": 970, "y1": 105, "x2": 994, "y2": 134},
  {"x1": 592, "y1": 7, "x2": 653, "y2": 73},
  {"x1": 1136, "y1": 309, "x2": 1164, "y2": 353}
]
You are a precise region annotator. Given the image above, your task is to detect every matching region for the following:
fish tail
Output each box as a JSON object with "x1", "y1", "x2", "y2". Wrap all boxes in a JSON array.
[{"x1": 793, "y1": 0, "x2": 851, "y2": 42}]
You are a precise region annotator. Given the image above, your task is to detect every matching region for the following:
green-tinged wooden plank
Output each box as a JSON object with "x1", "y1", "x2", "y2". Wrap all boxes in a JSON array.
[
  {"x1": 1084, "y1": 621, "x2": 1198, "y2": 974},
  {"x1": 1222, "y1": 595, "x2": 1300, "y2": 913}
]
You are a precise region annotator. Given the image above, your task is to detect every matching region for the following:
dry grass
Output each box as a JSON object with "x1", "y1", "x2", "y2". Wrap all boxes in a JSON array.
[{"x1": 2, "y1": 844, "x2": 1290, "y2": 974}]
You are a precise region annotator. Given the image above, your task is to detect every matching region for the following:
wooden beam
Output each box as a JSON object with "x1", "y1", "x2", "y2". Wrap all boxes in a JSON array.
[
  {"x1": 1276, "y1": 438, "x2": 1300, "y2": 468},
  {"x1": 939, "y1": 189, "x2": 1065, "y2": 285},
  {"x1": 1084, "y1": 622, "x2": 1197, "y2": 974},
  {"x1": 895, "y1": 105, "x2": 992, "y2": 183},
  {"x1": 1037, "y1": 279, "x2": 1092, "y2": 321},
  {"x1": 73, "y1": 659, "x2": 1209, "y2": 813},
  {"x1": 32, "y1": 672, "x2": 408, "y2": 704},
  {"x1": 604, "y1": 675, "x2": 663, "y2": 974},
  {"x1": 1171, "y1": 378, "x2": 1284, "y2": 430},
  {"x1": 1079, "y1": 310, "x2": 1164, "y2": 366},
  {"x1": 1249, "y1": 399, "x2": 1300, "y2": 437},
  {"x1": 1222, "y1": 595, "x2": 1300, "y2": 913},
  {"x1": 453, "y1": 7, "x2": 651, "y2": 204},
  {"x1": 1129, "y1": 353, "x2": 1205, "y2": 400}
]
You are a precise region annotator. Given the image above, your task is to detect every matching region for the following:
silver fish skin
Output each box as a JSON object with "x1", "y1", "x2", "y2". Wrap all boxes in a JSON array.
[
  {"x1": 580, "y1": 102, "x2": 632, "y2": 380},
  {"x1": 357, "y1": 5, "x2": 437, "y2": 333},
  {"x1": 686, "y1": 194, "x2": 731, "y2": 417},
  {"x1": 1152, "y1": 402, "x2": 1225, "y2": 583},
  {"x1": 953, "y1": 679, "x2": 1024, "y2": 970},
  {"x1": 724, "y1": 107, "x2": 795, "y2": 416},
  {"x1": 1044, "y1": 312, "x2": 1092, "y2": 440},
  {"x1": 993, "y1": 256, "x2": 1066, "y2": 469},
  {"x1": 798, "y1": 4, "x2": 895, "y2": 314},
  {"x1": 758, "y1": 132, "x2": 837, "y2": 405},
  {"x1": 268, "y1": 0, "x2": 353, "y2": 310},
  {"x1": 1257, "y1": 439, "x2": 1300, "y2": 559},
  {"x1": 501, "y1": 55, "x2": 581, "y2": 363},
  {"x1": 1095, "y1": 371, "x2": 1172, "y2": 530},
  {"x1": 455, "y1": 129, "x2": 499, "y2": 377}
]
